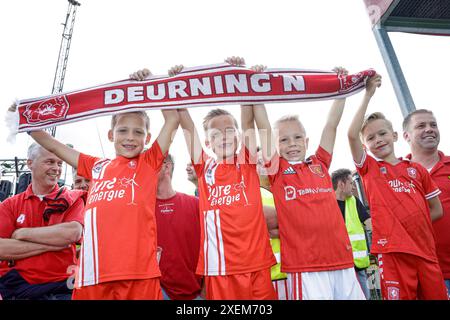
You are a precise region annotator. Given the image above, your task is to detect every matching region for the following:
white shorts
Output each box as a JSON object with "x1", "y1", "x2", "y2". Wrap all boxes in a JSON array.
[
  {"x1": 287, "y1": 267, "x2": 366, "y2": 300},
  {"x1": 272, "y1": 279, "x2": 289, "y2": 300}
]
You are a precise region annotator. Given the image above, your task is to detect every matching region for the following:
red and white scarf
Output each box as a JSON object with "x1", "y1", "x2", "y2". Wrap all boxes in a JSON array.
[{"x1": 9, "y1": 63, "x2": 375, "y2": 134}]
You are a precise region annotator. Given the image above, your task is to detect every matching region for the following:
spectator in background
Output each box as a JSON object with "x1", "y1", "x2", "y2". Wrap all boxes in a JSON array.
[
  {"x1": 185, "y1": 163, "x2": 198, "y2": 196},
  {"x1": 71, "y1": 168, "x2": 90, "y2": 192},
  {"x1": 156, "y1": 154, "x2": 203, "y2": 300},
  {"x1": 70, "y1": 168, "x2": 89, "y2": 259},
  {"x1": 0, "y1": 143, "x2": 84, "y2": 300},
  {"x1": 403, "y1": 109, "x2": 450, "y2": 296},
  {"x1": 332, "y1": 168, "x2": 372, "y2": 299}
]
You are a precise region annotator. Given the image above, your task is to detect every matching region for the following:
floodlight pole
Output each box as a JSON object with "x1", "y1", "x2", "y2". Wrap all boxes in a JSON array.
[
  {"x1": 372, "y1": 25, "x2": 416, "y2": 117},
  {"x1": 47, "y1": 0, "x2": 81, "y2": 137}
]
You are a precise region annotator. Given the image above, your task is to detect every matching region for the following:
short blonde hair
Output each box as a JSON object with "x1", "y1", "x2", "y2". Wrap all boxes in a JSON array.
[
  {"x1": 111, "y1": 111, "x2": 150, "y2": 131},
  {"x1": 202, "y1": 109, "x2": 238, "y2": 131},
  {"x1": 274, "y1": 114, "x2": 306, "y2": 134},
  {"x1": 360, "y1": 112, "x2": 393, "y2": 139}
]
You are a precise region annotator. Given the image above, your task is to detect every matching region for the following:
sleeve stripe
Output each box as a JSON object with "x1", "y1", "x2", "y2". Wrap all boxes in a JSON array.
[
  {"x1": 354, "y1": 150, "x2": 367, "y2": 168},
  {"x1": 425, "y1": 189, "x2": 441, "y2": 200}
]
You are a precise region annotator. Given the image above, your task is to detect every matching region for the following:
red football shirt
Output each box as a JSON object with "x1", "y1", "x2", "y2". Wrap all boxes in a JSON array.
[
  {"x1": 268, "y1": 147, "x2": 354, "y2": 273},
  {"x1": 156, "y1": 192, "x2": 202, "y2": 300},
  {"x1": 0, "y1": 185, "x2": 84, "y2": 284},
  {"x1": 194, "y1": 147, "x2": 275, "y2": 276},
  {"x1": 75, "y1": 141, "x2": 165, "y2": 287},
  {"x1": 356, "y1": 151, "x2": 440, "y2": 262},
  {"x1": 407, "y1": 151, "x2": 450, "y2": 277}
]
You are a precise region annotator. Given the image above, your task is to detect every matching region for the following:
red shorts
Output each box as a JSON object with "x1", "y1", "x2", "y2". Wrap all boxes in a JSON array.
[
  {"x1": 72, "y1": 278, "x2": 163, "y2": 300},
  {"x1": 378, "y1": 253, "x2": 448, "y2": 300},
  {"x1": 205, "y1": 268, "x2": 276, "y2": 300}
]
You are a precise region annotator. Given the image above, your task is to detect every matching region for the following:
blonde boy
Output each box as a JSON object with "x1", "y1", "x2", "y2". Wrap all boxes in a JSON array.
[
  {"x1": 347, "y1": 74, "x2": 447, "y2": 300},
  {"x1": 253, "y1": 66, "x2": 365, "y2": 300}
]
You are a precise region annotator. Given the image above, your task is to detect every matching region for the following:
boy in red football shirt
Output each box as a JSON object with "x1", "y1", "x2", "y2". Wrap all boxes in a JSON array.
[
  {"x1": 347, "y1": 74, "x2": 447, "y2": 300},
  {"x1": 252, "y1": 65, "x2": 365, "y2": 300},
  {"x1": 169, "y1": 57, "x2": 276, "y2": 300},
  {"x1": 27, "y1": 69, "x2": 179, "y2": 299}
]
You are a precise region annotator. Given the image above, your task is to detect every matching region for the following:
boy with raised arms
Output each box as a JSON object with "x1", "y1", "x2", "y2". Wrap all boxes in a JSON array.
[
  {"x1": 24, "y1": 69, "x2": 179, "y2": 299},
  {"x1": 165, "y1": 57, "x2": 276, "y2": 300},
  {"x1": 252, "y1": 64, "x2": 366, "y2": 300},
  {"x1": 347, "y1": 74, "x2": 447, "y2": 300}
]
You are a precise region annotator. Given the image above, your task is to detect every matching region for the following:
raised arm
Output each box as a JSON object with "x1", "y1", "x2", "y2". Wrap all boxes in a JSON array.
[
  {"x1": 161, "y1": 64, "x2": 204, "y2": 164},
  {"x1": 428, "y1": 196, "x2": 443, "y2": 222},
  {"x1": 178, "y1": 108, "x2": 203, "y2": 164},
  {"x1": 319, "y1": 68, "x2": 348, "y2": 155},
  {"x1": 11, "y1": 221, "x2": 83, "y2": 247},
  {"x1": 347, "y1": 74, "x2": 382, "y2": 164},
  {"x1": 157, "y1": 109, "x2": 180, "y2": 154},
  {"x1": 319, "y1": 98, "x2": 346, "y2": 155},
  {"x1": 241, "y1": 105, "x2": 258, "y2": 155},
  {"x1": 223, "y1": 57, "x2": 258, "y2": 154},
  {"x1": 30, "y1": 131, "x2": 80, "y2": 168},
  {"x1": 244, "y1": 64, "x2": 277, "y2": 162},
  {"x1": 253, "y1": 104, "x2": 277, "y2": 163},
  {"x1": 128, "y1": 68, "x2": 180, "y2": 154}
]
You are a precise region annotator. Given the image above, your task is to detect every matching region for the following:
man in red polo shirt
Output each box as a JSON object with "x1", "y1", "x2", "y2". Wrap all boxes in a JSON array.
[
  {"x1": 0, "y1": 143, "x2": 84, "y2": 300},
  {"x1": 403, "y1": 109, "x2": 450, "y2": 296},
  {"x1": 155, "y1": 154, "x2": 202, "y2": 300}
]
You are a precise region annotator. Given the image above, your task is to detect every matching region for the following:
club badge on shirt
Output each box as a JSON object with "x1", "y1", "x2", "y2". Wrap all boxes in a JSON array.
[
  {"x1": 387, "y1": 287, "x2": 400, "y2": 300},
  {"x1": 128, "y1": 160, "x2": 137, "y2": 169},
  {"x1": 93, "y1": 164, "x2": 102, "y2": 174},
  {"x1": 308, "y1": 164, "x2": 324, "y2": 178},
  {"x1": 92, "y1": 159, "x2": 111, "y2": 180},
  {"x1": 407, "y1": 167, "x2": 417, "y2": 179}
]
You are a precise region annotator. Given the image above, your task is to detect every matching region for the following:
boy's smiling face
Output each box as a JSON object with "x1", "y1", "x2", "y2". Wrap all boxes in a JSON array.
[
  {"x1": 363, "y1": 119, "x2": 397, "y2": 160},
  {"x1": 108, "y1": 113, "x2": 150, "y2": 158},
  {"x1": 276, "y1": 120, "x2": 309, "y2": 162},
  {"x1": 205, "y1": 114, "x2": 239, "y2": 160}
]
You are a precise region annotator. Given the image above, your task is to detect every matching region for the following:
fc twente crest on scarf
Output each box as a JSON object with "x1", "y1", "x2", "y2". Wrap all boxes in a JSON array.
[{"x1": 23, "y1": 95, "x2": 70, "y2": 124}]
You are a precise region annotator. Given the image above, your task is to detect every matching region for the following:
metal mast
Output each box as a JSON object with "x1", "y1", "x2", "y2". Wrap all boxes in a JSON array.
[
  {"x1": 48, "y1": 0, "x2": 81, "y2": 137},
  {"x1": 1, "y1": 1, "x2": 82, "y2": 198}
]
